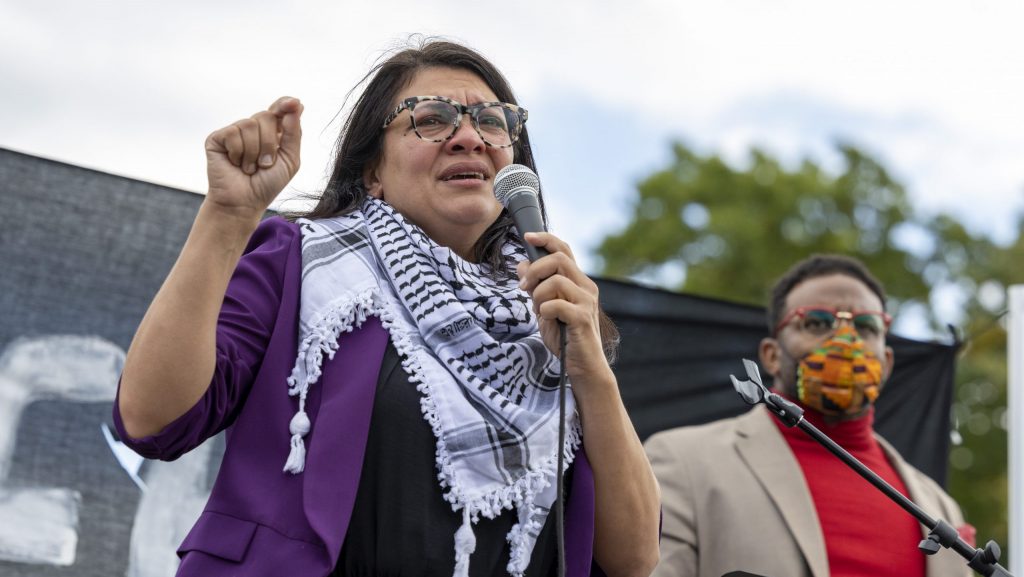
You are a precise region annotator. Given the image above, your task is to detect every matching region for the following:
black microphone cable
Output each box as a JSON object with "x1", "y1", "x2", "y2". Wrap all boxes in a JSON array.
[{"x1": 555, "y1": 322, "x2": 568, "y2": 577}]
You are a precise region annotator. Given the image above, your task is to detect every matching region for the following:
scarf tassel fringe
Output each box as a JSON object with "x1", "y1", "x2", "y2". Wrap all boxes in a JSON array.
[{"x1": 283, "y1": 290, "x2": 380, "y2": 474}]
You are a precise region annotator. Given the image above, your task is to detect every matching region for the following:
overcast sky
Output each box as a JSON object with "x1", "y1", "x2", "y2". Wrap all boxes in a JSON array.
[{"x1": 4, "y1": 0, "x2": 1023, "y2": 329}]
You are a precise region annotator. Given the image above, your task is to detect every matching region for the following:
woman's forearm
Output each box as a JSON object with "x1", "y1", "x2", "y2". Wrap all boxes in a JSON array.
[
  {"x1": 118, "y1": 202, "x2": 260, "y2": 439},
  {"x1": 575, "y1": 368, "x2": 662, "y2": 577},
  {"x1": 511, "y1": 231, "x2": 661, "y2": 574}
]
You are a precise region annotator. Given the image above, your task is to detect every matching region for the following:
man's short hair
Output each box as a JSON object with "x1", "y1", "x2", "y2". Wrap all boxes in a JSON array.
[{"x1": 767, "y1": 254, "x2": 888, "y2": 334}]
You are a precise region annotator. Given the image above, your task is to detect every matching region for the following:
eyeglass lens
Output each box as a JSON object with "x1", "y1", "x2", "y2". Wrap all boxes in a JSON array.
[
  {"x1": 799, "y1": 309, "x2": 885, "y2": 337},
  {"x1": 411, "y1": 101, "x2": 519, "y2": 147}
]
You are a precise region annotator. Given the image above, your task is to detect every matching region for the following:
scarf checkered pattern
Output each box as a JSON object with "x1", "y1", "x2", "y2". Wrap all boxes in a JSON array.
[{"x1": 284, "y1": 198, "x2": 580, "y2": 576}]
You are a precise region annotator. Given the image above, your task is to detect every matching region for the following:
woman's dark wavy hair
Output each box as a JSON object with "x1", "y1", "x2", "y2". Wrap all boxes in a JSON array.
[
  {"x1": 293, "y1": 37, "x2": 620, "y2": 361},
  {"x1": 296, "y1": 38, "x2": 539, "y2": 270}
]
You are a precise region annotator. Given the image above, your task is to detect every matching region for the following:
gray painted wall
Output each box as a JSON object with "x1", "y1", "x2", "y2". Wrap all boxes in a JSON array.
[{"x1": 1, "y1": 148, "x2": 222, "y2": 577}]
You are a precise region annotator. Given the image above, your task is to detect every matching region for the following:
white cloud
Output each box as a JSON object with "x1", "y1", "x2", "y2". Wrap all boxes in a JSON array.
[{"x1": 2, "y1": 0, "x2": 1022, "y2": 264}]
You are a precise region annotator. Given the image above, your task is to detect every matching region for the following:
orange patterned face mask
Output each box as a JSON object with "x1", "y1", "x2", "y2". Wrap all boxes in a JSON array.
[{"x1": 795, "y1": 325, "x2": 883, "y2": 416}]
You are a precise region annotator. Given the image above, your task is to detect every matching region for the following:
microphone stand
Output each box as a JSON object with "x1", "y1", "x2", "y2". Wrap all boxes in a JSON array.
[{"x1": 730, "y1": 359, "x2": 1012, "y2": 577}]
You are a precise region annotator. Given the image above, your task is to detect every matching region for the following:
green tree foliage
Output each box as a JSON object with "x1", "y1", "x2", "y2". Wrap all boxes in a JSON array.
[
  {"x1": 600, "y1": 143, "x2": 930, "y2": 309},
  {"x1": 598, "y1": 141, "x2": 1012, "y2": 554}
]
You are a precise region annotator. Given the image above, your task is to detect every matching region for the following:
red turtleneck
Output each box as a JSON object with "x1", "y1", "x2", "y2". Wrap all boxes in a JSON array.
[{"x1": 773, "y1": 403, "x2": 927, "y2": 577}]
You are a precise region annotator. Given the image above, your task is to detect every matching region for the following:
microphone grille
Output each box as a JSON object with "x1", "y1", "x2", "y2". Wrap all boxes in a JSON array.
[{"x1": 493, "y1": 164, "x2": 540, "y2": 207}]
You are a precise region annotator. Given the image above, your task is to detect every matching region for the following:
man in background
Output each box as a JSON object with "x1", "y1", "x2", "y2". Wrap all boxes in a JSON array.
[{"x1": 645, "y1": 254, "x2": 972, "y2": 577}]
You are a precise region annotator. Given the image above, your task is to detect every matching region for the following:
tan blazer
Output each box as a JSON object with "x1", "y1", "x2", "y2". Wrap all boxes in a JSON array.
[{"x1": 645, "y1": 407, "x2": 971, "y2": 577}]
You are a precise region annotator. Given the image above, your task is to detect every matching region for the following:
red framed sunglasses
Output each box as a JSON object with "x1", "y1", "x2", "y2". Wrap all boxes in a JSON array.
[{"x1": 773, "y1": 306, "x2": 892, "y2": 338}]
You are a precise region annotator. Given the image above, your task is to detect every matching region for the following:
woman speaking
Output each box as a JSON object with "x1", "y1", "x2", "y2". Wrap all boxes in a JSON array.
[{"x1": 115, "y1": 39, "x2": 660, "y2": 577}]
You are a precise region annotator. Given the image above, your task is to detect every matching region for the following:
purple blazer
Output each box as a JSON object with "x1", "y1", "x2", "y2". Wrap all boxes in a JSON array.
[{"x1": 114, "y1": 217, "x2": 599, "y2": 576}]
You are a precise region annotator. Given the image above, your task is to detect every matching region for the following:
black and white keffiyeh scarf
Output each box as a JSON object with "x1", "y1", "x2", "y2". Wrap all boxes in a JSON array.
[{"x1": 284, "y1": 198, "x2": 580, "y2": 577}]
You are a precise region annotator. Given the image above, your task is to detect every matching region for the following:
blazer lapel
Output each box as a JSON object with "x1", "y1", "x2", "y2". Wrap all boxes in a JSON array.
[
  {"x1": 735, "y1": 407, "x2": 830, "y2": 577},
  {"x1": 302, "y1": 317, "x2": 389, "y2": 569},
  {"x1": 877, "y1": 436, "x2": 954, "y2": 577}
]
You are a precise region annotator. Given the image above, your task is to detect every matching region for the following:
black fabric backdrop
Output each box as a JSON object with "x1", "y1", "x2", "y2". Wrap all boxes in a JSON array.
[
  {"x1": 0, "y1": 147, "x2": 958, "y2": 576},
  {"x1": 600, "y1": 278, "x2": 959, "y2": 485}
]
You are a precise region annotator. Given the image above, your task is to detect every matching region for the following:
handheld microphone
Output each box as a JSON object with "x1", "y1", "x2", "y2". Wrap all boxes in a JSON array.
[
  {"x1": 494, "y1": 162, "x2": 568, "y2": 577},
  {"x1": 493, "y1": 164, "x2": 548, "y2": 262}
]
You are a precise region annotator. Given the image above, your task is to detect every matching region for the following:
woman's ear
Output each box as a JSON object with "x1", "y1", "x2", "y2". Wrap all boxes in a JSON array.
[{"x1": 363, "y1": 162, "x2": 383, "y2": 199}]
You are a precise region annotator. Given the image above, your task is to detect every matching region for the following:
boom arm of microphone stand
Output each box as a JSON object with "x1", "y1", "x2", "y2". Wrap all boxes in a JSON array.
[{"x1": 729, "y1": 359, "x2": 1013, "y2": 577}]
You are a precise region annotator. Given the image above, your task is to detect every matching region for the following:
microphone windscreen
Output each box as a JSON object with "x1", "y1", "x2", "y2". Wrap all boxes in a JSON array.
[{"x1": 493, "y1": 164, "x2": 540, "y2": 207}]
